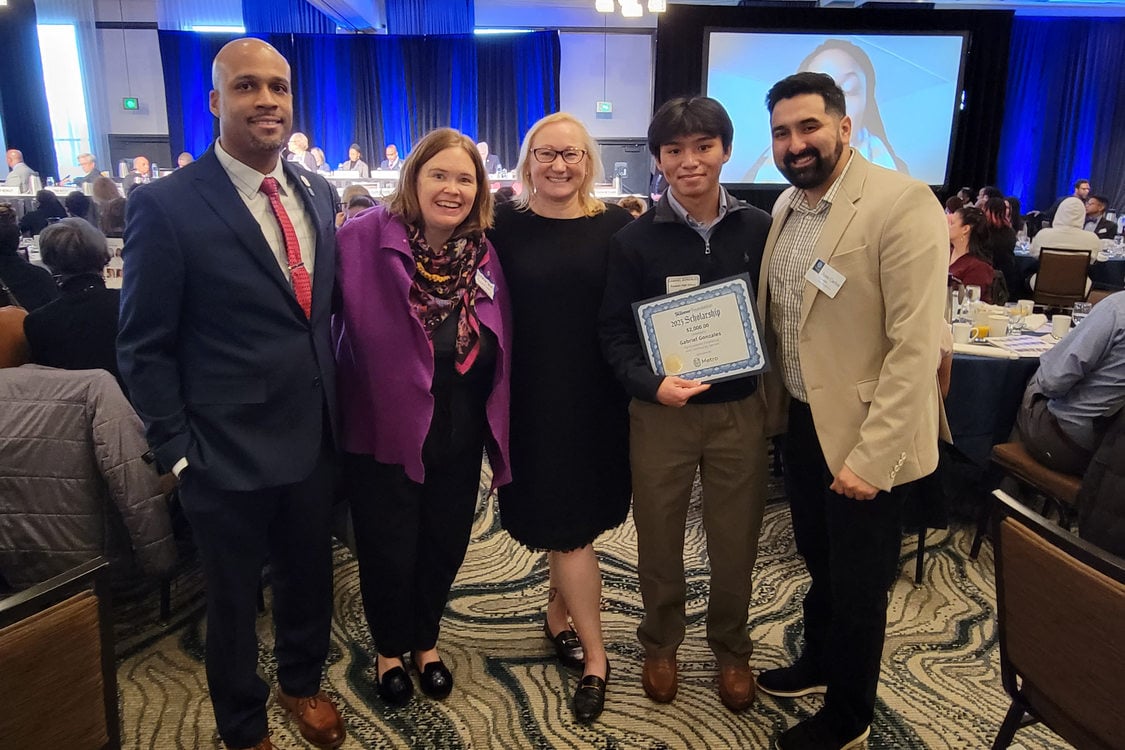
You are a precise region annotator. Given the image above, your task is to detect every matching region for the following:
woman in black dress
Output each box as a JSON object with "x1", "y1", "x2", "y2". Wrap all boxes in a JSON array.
[{"x1": 489, "y1": 113, "x2": 633, "y2": 723}]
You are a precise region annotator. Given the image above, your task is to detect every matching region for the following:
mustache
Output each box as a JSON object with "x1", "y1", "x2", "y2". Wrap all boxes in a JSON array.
[{"x1": 784, "y1": 148, "x2": 818, "y2": 167}]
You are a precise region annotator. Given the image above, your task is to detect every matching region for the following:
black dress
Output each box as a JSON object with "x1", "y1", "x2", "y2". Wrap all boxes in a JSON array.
[{"x1": 489, "y1": 202, "x2": 633, "y2": 551}]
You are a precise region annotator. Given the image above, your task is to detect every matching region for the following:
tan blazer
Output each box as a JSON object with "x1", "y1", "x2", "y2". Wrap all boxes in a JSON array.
[{"x1": 757, "y1": 152, "x2": 949, "y2": 492}]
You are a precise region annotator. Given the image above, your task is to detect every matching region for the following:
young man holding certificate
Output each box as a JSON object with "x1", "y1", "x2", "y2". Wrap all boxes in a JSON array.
[{"x1": 599, "y1": 97, "x2": 772, "y2": 712}]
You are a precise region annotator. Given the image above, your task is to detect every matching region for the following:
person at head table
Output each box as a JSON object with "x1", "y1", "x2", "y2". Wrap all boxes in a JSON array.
[
  {"x1": 72, "y1": 153, "x2": 102, "y2": 187},
  {"x1": 379, "y1": 144, "x2": 404, "y2": 171},
  {"x1": 177, "y1": 152, "x2": 194, "y2": 169},
  {"x1": 123, "y1": 156, "x2": 153, "y2": 194},
  {"x1": 341, "y1": 143, "x2": 370, "y2": 179},
  {"x1": 287, "y1": 131, "x2": 317, "y2": 172},
  {"x1": 477, "y1": 141, "x2": 502, "y2": 174},
  {"x1": 4, "y1": 149, "x2": 39, "y2": 193}
]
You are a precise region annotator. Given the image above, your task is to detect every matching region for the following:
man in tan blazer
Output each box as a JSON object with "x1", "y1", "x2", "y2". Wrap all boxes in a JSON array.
[{"x1": 754, "y1": 73, "x2": 947, "y2": 750}]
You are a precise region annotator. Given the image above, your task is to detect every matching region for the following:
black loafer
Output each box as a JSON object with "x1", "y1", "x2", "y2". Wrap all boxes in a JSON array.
[
  {"x1": 377, "y1": 664, "x2": 413, "y2": 707},
  {"x1": 417, "y1": 659, "x2": 454, "y2": 700},
  {"x1": 544, "y1": 621, "x2": 584, "y2": 670},
  {"x1": 573, "y1": 661, "x2": 610, "y2": 723}
]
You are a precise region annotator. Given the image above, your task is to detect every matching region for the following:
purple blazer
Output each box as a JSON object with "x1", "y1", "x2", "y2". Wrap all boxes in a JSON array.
[{"x1": 334, "y1": 205, "x2": 512, "y2": 486}]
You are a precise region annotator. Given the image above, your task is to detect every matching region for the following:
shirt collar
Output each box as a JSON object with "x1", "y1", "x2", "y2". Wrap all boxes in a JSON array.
[
  {"x1": 666, "y1": 186, "x2": 728, "y2": 229},
  {"x1": 215, "y1": 139, "x2": 290, "y2": 200},
  {"x1": 788, "y1": 147, "x2": 855, "y2": 214}
]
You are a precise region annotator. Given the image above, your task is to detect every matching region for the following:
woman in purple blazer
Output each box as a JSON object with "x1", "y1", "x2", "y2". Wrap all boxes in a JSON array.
[{"x1": 334, "y1": 128, "x2": 511, "y2": 708}]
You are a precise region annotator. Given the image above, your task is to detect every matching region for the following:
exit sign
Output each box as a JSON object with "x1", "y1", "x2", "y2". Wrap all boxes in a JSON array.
[
  {"x1": 122, "y1": 97, "x2": 139, "y2": 111},
  {"x1": 596, "y1": 101, "x2": 613, "y2": 114}
]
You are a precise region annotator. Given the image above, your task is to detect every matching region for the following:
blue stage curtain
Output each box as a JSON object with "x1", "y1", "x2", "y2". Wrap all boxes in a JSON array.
[
  {"x1": 158, "y1": 30, "x2": 559, "y2": 176},
  {"x1": 242, "y1": 0, "x2": 336, "y2": 35},
  {"x1": 0, "y1": 0, "x2": 58, "y2": 180},
  {"x1": 997, "y1": 18, "x2": 1125, "y2": 213},
  {"x1": 386, "y1": 0, "x2": 474, "y2": 35}
]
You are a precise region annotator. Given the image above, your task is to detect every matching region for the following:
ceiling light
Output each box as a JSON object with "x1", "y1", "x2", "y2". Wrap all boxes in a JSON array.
[
  {"x1": 620, "y1": 0, "x2": 643, "y2": 17},
  {"x1": 595, "y1": 0, "x2": 614, "y2": 11},
  {"x1": 648, "y1": 0, "x2": 667, "y2": 11}
]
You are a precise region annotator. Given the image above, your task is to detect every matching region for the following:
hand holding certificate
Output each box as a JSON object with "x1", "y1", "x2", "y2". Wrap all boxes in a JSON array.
[{"x1": 632, "y1": 273, "x2": 769, "y2": 384}]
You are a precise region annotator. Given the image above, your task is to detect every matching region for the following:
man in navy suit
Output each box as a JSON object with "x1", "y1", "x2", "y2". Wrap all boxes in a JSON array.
[{"x1": 117, "y1": 38, "x2": 344, "y2": 750}]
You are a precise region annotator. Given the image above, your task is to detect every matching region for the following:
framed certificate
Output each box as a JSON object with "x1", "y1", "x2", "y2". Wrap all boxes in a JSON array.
[{"x1": 632, "y1": 273, "x2": 769, "y2": 384}]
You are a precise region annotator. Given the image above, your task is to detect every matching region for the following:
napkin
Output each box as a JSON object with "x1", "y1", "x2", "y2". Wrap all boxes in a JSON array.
[
  {"x1": 1024, "y1": 313, "x2": 1047, "y2": 331},
  {"x1": 953, "y1": 343, "x2": 1018, "y2": 359}
]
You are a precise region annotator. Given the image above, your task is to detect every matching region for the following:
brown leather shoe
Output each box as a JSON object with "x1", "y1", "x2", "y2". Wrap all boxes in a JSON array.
[
  {"x1": 642, "y1": 654, "x2": 678, "y2": 703},
  {"x1": 718, "y1": 663, "x2": 756, "y2": 712},
  {"x1": 276, "y1": 688, "x2": 346, "y2": 749}
]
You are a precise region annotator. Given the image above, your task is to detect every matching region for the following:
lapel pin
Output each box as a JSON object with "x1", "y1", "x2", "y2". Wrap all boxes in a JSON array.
[{"x1": 299, "y1": 174, "x2": 314, "y2": 195}]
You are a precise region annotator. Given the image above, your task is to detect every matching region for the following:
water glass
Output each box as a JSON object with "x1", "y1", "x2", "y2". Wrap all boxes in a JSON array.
[
  {"x1": 1005, "y1": 302, "x2": 1025, "y2": 333},
  {"x1": 965, "y1": 285, "x2": 982, "y2": 306},
  {"x1": 1072, "y1": 301, "x2": 1092, "y2": 325},
  {"x1": 1114, "y1": 234, "x2": 1124, "y2": 257}
]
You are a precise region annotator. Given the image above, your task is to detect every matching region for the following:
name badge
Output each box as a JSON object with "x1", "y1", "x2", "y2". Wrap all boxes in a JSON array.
[
  {"x1": 475, "y1": 269, "x2": 495, "y2": 299},
  {"x1": 666, "y1": 274, "x2": 701, "y2": 294},
  {"x1": 804, "y1": 258, "x2": 845, "y2": 298}
]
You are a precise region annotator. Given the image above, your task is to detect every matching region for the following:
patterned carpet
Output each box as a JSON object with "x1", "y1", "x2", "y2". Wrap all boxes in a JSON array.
[{"x1": 114, "y1": 469, "x2": 1073, "y2": 750}]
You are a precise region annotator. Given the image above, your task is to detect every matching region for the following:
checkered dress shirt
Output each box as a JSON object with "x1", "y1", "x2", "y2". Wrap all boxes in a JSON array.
[{"x1": 768, "y1": 153, "x2": 854, "y2": 403}]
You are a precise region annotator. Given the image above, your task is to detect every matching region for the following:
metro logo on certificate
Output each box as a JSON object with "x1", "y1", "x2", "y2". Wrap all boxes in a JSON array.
[{"x1": 632, "y1": 273, "x2": 769, "y2": 384}]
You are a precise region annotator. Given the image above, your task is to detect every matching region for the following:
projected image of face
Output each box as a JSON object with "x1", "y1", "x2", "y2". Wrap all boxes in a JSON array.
[{"x1": 803, "y1": 48, "x2": 866, "y2": 136}]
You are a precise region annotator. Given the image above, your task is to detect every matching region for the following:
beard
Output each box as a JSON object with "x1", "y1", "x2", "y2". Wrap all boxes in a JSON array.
[{"x1": 778, "y1": 138, "x2": 845, "y2": 191}]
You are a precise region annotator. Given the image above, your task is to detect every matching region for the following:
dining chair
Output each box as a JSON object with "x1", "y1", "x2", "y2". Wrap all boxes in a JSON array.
[
  {"x1": 0, "y1": 557, "x2": 120, "y2": 749},
  {"x1": 1032, "y1": 248, "x2": 1091, "y2": 309},
  {"x1": 989, "y1": 490, "x2": 1125, "y2": 750}
]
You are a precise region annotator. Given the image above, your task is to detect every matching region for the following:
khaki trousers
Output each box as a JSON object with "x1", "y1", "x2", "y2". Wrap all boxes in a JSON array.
[{"x1": 629, "y1": 394, "x2": 768, "y2": 667}]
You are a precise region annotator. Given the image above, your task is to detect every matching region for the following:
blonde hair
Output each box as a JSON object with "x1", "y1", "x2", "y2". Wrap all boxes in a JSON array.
[
  {"x1": 386, "y1": 128, "x2": 493, "y2": 239},
  {"x1": 512, "y1": 112, "x2": 606, "y2": 217}
]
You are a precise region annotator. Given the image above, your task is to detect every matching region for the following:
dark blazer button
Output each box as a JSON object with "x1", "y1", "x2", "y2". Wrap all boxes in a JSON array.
[{"x1": 312, "y1": 376, "x2": 322, "y2": 388}]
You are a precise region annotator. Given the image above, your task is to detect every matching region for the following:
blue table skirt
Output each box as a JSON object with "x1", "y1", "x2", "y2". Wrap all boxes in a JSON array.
[{"x1": 946, "y1": 353, "x2": 1040, "y2": 467}]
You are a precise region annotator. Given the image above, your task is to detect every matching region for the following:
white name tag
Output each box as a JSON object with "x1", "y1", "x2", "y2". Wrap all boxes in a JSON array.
[
  {"x1": 804, "y1": 258, "x2": 845, "y2": 298},
  {"x1": 475, "y1": 269, "x2": 495, "y2": 299},
  {"x1": 665, "y1": 274, "x2": 701, "y2": 294}
]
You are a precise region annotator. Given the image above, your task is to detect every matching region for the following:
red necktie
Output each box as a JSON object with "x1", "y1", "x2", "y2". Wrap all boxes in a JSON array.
[{"x1": 259, "y1": 176, "x2": 312, "y2": 318}]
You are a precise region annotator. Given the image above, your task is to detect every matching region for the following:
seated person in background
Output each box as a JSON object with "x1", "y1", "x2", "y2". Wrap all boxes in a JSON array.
[
  {"x1": 342, "y1": 143, "x2": 370, "y2": 178},
  {"x1": 616, "y1": 195, "x2": 646, "y2": 219},
  {"x1": 379, "y1": 143, "x2": 403, "y2": 170},
  {"x1": 65, "y1": 191, "x2": 95, "y2": 224},
  {"x1": 0, "y1": 363, "x2": 177, "y2": 590},
  {"x1": 98, "y1": 196, "x2": 127, "y2": 238},
  {"x1": 944, "y1": 195, "x2": 964, "y2": 215},
  {"x1": 286, "y1": 131, "x2": 317, "y2": 172},
  {"x1": 477, "y1": 141, "x2": 502, "y2": 174},
  {"x1": 1029, "y1": 196, "x2": 1099, "y2": 263},
  {"x1": 91, "y1": 175, "x2": 121, "y2": 206},
  {"x1": 492, "y1": 186, "x2": 515, "y2": 206},
  {"x1": 975, "y1": 185, "x2": 1002, "y2": 208},
  {"x1": 341, "y1": 195, "x2": 375, "y2": 223},
  {"x1": 1043, "y1": 178, "x2": 1091, "y2": 224},
  {"x1": 23, "y1": 218, "x2": 124, "y2": 392},
  {"x1": 310, "y1": 147, "x2": 332, "y2": 175},
  {"x1": 1083, "y1": 194, "x2": 1117, "y2": 240},
  {"x1": 1005, "y1": 195, "x2": 1025, "y2": 236},
  {"x1": 123, "y1": 155, "x2": 153, "y2": 194},
  {"x1": 1017, "y1": 291, "x2": 1125, "y2": 475},
  {"x1": 957, "y1": 186, "x2": 973, "y2": 204},
  {"x1": 72, "y1": 152, "x2": 101, "y2": 187},
  {"x1": 176, "y1": 151, "x2": 194, "y2": 168},
  {"x1": 18, "y1": 190, "x2": 67, "y2": 237},
  {"x1": 982, "y1": 196, "x2": 1019, "y2": 296},
  {"x1": 0, "y1": 208, "x2": 58, "y2": 312},
  {"x1": 948, "y1": 206, "x2": 997, "y2": 303},
  {"x1": 4, "y1": 149, "x2": 38, "y2": 193},
  {"x1": 336, "y1": 183, "x2": 373, "y2": 227}
]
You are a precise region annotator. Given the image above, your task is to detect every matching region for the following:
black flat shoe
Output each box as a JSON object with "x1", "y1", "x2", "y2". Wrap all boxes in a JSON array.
[
  {"x1": 544, "y1": 621, "x2": 584, "y2": 670},
  {"x1": 376, "y1": 663, "x2": 413, "y2": 707},
  {"x1": 416, "y1": 659, "x2": 454, "y2": 700},
  {"x1": 573, "y1": 661, "x2": 610, "y2": 723}
]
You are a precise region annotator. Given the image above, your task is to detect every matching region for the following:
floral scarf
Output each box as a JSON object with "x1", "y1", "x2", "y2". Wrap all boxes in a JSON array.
[{"x1": 407, "y1": 224, "x2": 486, "y2": 375}]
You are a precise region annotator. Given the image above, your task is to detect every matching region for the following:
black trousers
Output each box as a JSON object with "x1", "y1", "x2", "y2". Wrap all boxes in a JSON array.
[
  {"x1": 346, "y1": 438, "x2": 484, "y2": 658},
  {"x1": 178, "y1": 447, "x2": 335, "y2": 749},
  {"x1": 782, "y1": 399, "x2": 906, "y2": 734}
]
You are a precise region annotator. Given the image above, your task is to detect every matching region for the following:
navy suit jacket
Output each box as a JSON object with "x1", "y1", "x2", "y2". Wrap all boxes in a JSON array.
[{"x1": 117, "y1": 146, "x2": 338, "y2": 492}]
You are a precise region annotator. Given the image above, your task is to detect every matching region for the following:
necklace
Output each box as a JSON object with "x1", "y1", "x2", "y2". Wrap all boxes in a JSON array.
[{"x1": 415, "y1": 261, "x2": 453, "y2": 283}]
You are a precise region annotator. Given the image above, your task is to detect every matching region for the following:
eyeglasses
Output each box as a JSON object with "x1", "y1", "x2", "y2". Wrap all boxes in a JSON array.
[{"x1": 531, "y1": 148, "x2": 587, "y2": 164}]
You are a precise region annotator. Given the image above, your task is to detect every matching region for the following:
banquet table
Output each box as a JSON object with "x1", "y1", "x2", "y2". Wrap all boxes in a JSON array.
[
  {"x1": 1014, "y1": 250, "x2": 1125, "y2": 291},
  {"x1": 946, "y1": 351, "x2": 1040, "y2": 467}
]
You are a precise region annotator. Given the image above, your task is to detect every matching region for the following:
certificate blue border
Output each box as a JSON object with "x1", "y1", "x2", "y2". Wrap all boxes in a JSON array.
[{"x1": 632, "y1": 273, "x2": 769, "y2": 383}]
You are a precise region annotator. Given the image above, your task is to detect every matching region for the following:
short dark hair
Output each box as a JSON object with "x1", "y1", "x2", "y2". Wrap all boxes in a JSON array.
[
  {"x1": 0, "y1": 221, "x2": 19, "y2": 255},
  {"x1": 1074, "y1": 178, "x2": 1090, "y2": 190},
  {"x1": 980, "y1": 185, "x2": 1003, "y2": 200},
  {"x1": 766, "y1": 72, "x2": 846, "y2": 118},
  {"x1": 647, "y1": 97, "x2": 734, "y2": 158},
  {"x1": 1088, "y1": 194, "x2": 1109, "y2": 207},
  {"x1": 65, "y1": 191, "x2": 92, "y2": 220},
  {"x1": 347, "y1": 195, "x2": 375, "y2": 210},
  {"x1": 38, "y1": 217, "x2": 110, "y2": 275},
  {"x1": 944, "y1": 196, "x2": 964, "y2": 213}
]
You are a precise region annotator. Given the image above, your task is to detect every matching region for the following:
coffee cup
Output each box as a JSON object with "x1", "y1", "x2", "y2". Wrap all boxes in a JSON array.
[
  {"x1": 969, "y1": 324, "x2": 989, "y2": 340},
  {"x1": 1051, "y1": 314, "x2": 1071, "y2": 339},
  {"x1": 988, "y1": 314, "x2": 1009, "y2": 337},
  {"x1": 952, "y1": 322, "x2": 972, "y2": 344}
]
